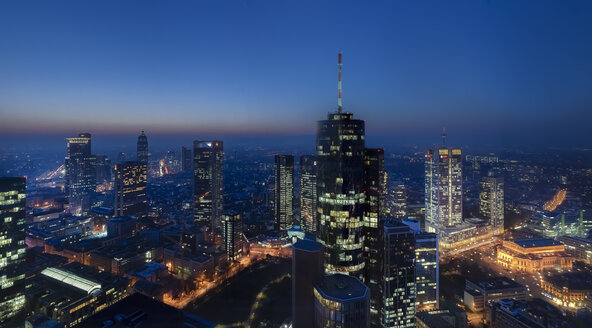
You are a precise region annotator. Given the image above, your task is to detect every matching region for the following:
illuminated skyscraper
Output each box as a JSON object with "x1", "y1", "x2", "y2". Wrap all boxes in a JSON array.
[
  {"x1": 382, "y1": 219, "x2": 416, "y2": 328},
  {"x1": 300, "y1": 155, "x2": 318, "y2": 234},
  {"x1": 414, "y1": 231, "x2": 439, "y2": 311},
  {"x1": 0, "y1": 177, "x2": 26, "y2": 324},
  {"x1": 222, "y1": 211, "x2": 242, "y2": 261},
  {"x1": 66, "y1": 133, "x2": 96, "y2": 216},
  {"x1": 137, "y1": 130, "x2": 148, "y2": 163},
  {"x1": 292, "y1": 239, "x2": 324, "y2": 328},
  {"x1": 314, "y1": 274, "x2": 370, "y2": 328},
  {"x1": 425, "y1": 142, "x2": 462, "y2": 233},
  {"x1": 114, "y1": 161, "x2": 147, "y2": 218},
  {"x1": 316, "y1": 54, "x2": 366, "y2": 277},
  {"x1": 193, "y1": 141, "x2": 224, "y2": 233},
  {"x1": 393, "y1": 183, "x2": 407, "y2": 219},
  {"x1": 182, "y1": 146, "x2": 192, "y2": 173},
  {"x1": 480, "y1": 177, "x2": 504, "y2": 235},
  {"x1": 362, "y1": 148, "x2": 385, "y2": 327},
  {"x1": 274, "y1": 155, "x2": 294, "y2": 230}
]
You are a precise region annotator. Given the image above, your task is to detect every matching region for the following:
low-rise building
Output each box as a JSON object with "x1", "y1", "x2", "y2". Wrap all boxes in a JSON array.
[
  {"x1": 464, "y1": 277, "x2": 527, "y2": 312},
  {"x1": 558, "y1": 235, "x2": 592, "y2": 264},
  {"x1": 497, "y1": 238, "x2": 573, "y2": 273},
  {"x1": 541, "y1": 272, "x2": 592, "y2": 309},
  {"x1": 485, "y1": 298, "x2": 567, "y2": 328}
]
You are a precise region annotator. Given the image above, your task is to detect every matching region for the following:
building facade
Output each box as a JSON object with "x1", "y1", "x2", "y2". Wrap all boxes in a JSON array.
[
  {"x1": 313, "y1": 274, "x2": 370, "y2": 328},
  {"x1": 181, "y1": 146, "x2": 192, "y2": 173},
  {"x1": 0, "y1": 177, "x2": 26, "y2": 324},
  {"x1": 193, "y1": 141, "x2": 224, "y2": 233},
  {"x1": 274, "y1": 155, "x2": 294, "y2": 230},
  {"x1": 497, "y1": 238, "x2": 573, "y2": 273},
  {"x1": 479, "y1": 177, "x2": 504, "y2": 235},
  {"x1": 292, "y1": 240, "x2": 324, "y2": 328},
  {"x1": 66, "y1": 133, "x2": 96, "y2": 216},
  {"x1": 464, "y1": 277, "x2": 527, "y2": 312},
  {"x1": 300, "y1": 155, "x2": 318, "y2": 234},
  {"x1": 222, "y1": 212, "x2": 243, "y2": 261},
  {"x1": 114, "y1": 161, "x2": 147, "y2": 218},
  {"x1": 137, "y1": 130, "x2": 148, "y2": 163},
  {"x1": 415, "y1": 232, "x2": 439, "y2": 311},
  {"x1": 425, "y1": 147, "x2": 462, "y2": 234}
]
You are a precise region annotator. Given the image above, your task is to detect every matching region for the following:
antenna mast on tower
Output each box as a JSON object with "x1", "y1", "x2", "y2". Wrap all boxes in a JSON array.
[
  {"x1": 338, "y1": 53, "x2": 342, "y2": 113},
  {"x1": 442, "y1": 127, "x2": 447, "y2": 146}
]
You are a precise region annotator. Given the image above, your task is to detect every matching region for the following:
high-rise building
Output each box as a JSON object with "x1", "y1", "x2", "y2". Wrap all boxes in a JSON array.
[
  {"x1": 393, "y1": 183, "x2": 407, "y2": 219},
  {"x1": 425, "y1": 146, "x2": 462, "y2": 234},
  {"x1": 193, "y1": 141, "x2": 224, "y2": 233},
  {"x1": 0, "y1": 177, "x2": 26, "y2": 324},
  {"x1": 299, "y1": 155, "x2": 318, "y2": 234},
  {"x1": 316, "y1": 54, "x2": 366, "y2": 277},
  {"x1": 362, "y1": 148, "x2": 385, "y2": 327},
  {"x1": 313, "y1": 274, "x2": 370, "y2": 328},
  {"x1": 415, "y1": 232, "x2": 439, "y2": 311},
  {"x1": 66, "y1": 133, "x2": 96, "y2": 216},
  {"x1": 274, "y1": 155, "x2": 294, "y2": 230},
  {"x1": 95, "y1": 155, "x2": 112, "y2": 186},
  {"x1": 222, "y1": 211, "x2": 242, "y2": 261},
  {"x1": 114, "y1": 161, "x2": 147, "y2": 218},
  {"x1": 181, "y1": 146, "x2": 192, "y2": 173},
  {"x1": 480, "y1": 177, "x2": 504, "y2": 235},
  {"x1": 382, "y1": 219, "x2": 416, "y2": 328},
  {"x1": 137, "y1": 130, "x2": 148, "y2": 163},
  {"x1": 292, "y1": 239, "x2": 324, "y2": 328}
]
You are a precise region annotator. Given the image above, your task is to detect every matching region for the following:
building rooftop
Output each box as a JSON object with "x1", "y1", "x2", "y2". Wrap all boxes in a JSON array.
[
  {"x1": 510, "y1": 238, "x2": 561, "y2": 248},
  {"x1": 293, "y1": 239, "x2": 323, "y2": 252},
  {"x1": 41, "y1": 267, "x2": 102, "y2": 295},
  {"x1": 315, "y1": 274, "x2": 369, "y2": 302},
  {"x1": 545, "y1": 272, "x2": 592, "y2": 291},
  {"x1": 468, "y1": 276, "x2": 525, "y2": 291}
]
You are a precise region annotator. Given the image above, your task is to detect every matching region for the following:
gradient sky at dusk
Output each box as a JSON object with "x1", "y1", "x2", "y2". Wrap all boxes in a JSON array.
[{"x1": 1, "y1": 1, "x2": 591, "y2": 149}]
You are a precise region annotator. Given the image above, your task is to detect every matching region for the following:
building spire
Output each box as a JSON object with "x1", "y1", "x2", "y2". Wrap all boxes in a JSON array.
[
  {"x1": 442, "y1": 127, "x2": 446, "y2": 146},
  {"x1": 338, "y1": 52, "x2": 342, "y2": 113}
]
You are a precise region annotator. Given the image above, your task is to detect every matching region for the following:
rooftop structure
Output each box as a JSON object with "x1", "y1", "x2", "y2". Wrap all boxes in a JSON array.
[
  {"x1": 464, "y1": 277, "x2": 527, "y2": 312},
  {"x1": 497, "y1": 238, "x2": 573, "y2": 273}
]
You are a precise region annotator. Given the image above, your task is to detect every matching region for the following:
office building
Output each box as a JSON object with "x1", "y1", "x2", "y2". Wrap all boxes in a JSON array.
[
  {"x1": 274, "y1": 155, "x2": 294, "y2": 230},
  {"x1": 193, "y1": 141, "x2": 224, "y2": 232},
  {"x1": 393, "y1": 183, "x2": 407, "y2": 219},
  {"x1": 425, "y1": 143, "x2": 462, "y2": 234},
  {"x1": 137, "y1": 130, "x2": 148, "y2": 163},
  {"x1": 299, "y1": 155, "x2": 318, "y2": 234},
  {"x1": 114, "y1": 161, "x2": 147, "y2": 218},
  {"x1": 558, "y1": 235, "x2": 592, "y2": 264},
  {"x1": 362, "y1": 148, "x2": 384, "y2": 327},
  {"x1": 95, "y1": 154, "x2": 112, "y2": 186},
  {"x1": 497, "y1": 238, "x2": 573, "y2": 273},
  {"x1": 480, "y1": 177, "x2": 504, "y2": 235},
  {"x1": 382, "y1": 219, "x2": 416, "y2": 328},
  {"x1": 415, "y1": 232, "x2": 439, "y2": 311},
  {"x1": 182, "y1": 146, "x2": 192, "y2": 172},
  {"x1": 292, "y1": 239, "x2": 324, "y2": 328},
  {"x1": 464, "y1": 277, "x2": 527, "y2": 312},
  {"x1": 222, "y1": 211, "x2": 243, "y2": 261},
  {"x1": 313, "y1": 274, "x2": 370, "y2": 328},
  {"x1": 0, "y1": 177, "x2": 26, "y2": 324},
  {"x1": 541, "y1": 272, "x2": 592, "y2": 309},
  {"x1": 66, "y1": 133, "x2": 96, "y2": 216},
  {"x1": 486, "y1": 299, "x2": 567, "y2": 328}
]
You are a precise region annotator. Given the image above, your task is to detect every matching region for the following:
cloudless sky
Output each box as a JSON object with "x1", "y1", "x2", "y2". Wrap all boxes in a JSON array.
[{"x1": 1, "y1": 0, "x2": 591, "y2": 149}]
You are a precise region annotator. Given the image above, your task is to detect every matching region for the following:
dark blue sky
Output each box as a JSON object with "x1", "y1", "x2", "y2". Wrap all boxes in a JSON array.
[{"x1": 1, "y1": 1, "x2": 591, "y2": 149}]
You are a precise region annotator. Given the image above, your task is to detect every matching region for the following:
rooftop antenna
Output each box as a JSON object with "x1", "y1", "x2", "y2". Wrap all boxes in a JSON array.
[
  {"x1": 338, "y1": 52, "x2": 342, "y2": 113},
  {"x1": 442, "y1": 127, "x2": 447, "y2": 146}
]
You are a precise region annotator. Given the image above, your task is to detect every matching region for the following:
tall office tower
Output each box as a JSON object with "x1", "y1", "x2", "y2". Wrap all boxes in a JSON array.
[
  {"x1": 362, "y1": 148, "x2": 384, "y2": 327},
  {"x1": 137, "y1": 130, "x2": 148, "y2": 163},
  {"x1": 382, "y1": 219, "x2": 416, "y2": 328},
  {"x1": 222, "y1": 211, "x2": 242, "y2": 261},
  {"x1": 414, "y1": 232, "x2": 439, "y2": 311},
  {"x1": 313, "y1": 274, "x2": 370, "y2": 328},
  {"x1": 316, "y1": 54, "x2": 366, "y2": 277},
  {"x1": 0, "y1": 178, "x2": 26, "y2": 324},
  {"x1": 300, "y1": 155, "x2": 318, "y2": 234},
  {"x1": 181, "y1": 146, "x2": 192, "y2": 173},
  {"x1": 66, "y1": 133, "x2": 96, "y2": 216},
  {"x1": 193, "y1": 141, "x2": 224, "y2": 233},
  {"x1": 480, "y1": 177, "x2": 504, "y2": 235},
  {"x1": 114, "y1": 161, "x2": 147, "y2": 218},
  {"x1": 274, "y1": 155, "x2": 294, "y2": 230},
  {"x1": 425, "y1": 143, "x2": 462, "y2": 233},
  {"x1": 393, "y1": 183, "x2": 407, "y2": 219},
  {"x1": 95, "y1": 155, "x2": 112, "y2": 185},
  {"x1": 292, "y1": 239, "x2": 324, "y2": 328}
]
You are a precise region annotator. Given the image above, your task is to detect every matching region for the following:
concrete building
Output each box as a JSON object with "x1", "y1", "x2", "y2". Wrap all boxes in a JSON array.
[
  {"x1": 558, "y1": 235, "x2": 592, "y2": 264},
  {"x1": 497, "y1": 238, "x2": 573, "y2": 273},
  {"x1": 292, "y1": 239, "x2": 324, "y2": 328},
  {"x1": 313, "y1": 274, "x2": 370, "y2": 328},
  {"x1": 114, "y1": 161, "x2": 147, "y2": 218},
  {"x1": 541, "y1": 272, "x2": 592, "y2": 309},
  {"x1": 222, "y1": 211, "x2": 243, "y2": 261},
  {"x1": 193, "y1": 141, "x2": 224, "y2": 234},
  {"x1": 65, "y1": 133, "x2": 96, "y2": 216},
  {"x1": 463, "y1": 277, "x2": 527, "y2": 312}
]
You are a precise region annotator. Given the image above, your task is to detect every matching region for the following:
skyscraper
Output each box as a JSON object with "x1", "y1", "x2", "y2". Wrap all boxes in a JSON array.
[
  {"x1": 0, "y1": 178, "x2": 26, "y2": 324},
  {"x1": 382, "y1": 219, "x2": 416, "y2": 328},
  {"x1": 313, "y1": 274, "x2": 370, "y2": 328},
  {"x1": 137, "y1": 130, "x2": 148, "y2": 163},
  {"x1": 95, "y1": 155, "x2": 112, "y2": 186},
  {"x1": 316, "y1": 54, "x2": 366, "y2": 277},
  {"x1": 362, "y1": 148, "x2": 385, "y2": 327},
  {"x1": 292, "y1": 239, "x2": 324, "y2": 328},
  {"x1": 114, "y1": 161, "x2": 147, "y2": 218},
  {"x1": 393, "y1": 183, "x2": 407, "y2": 219},
  {"x1": 222, "y1": 211, "x2": 242, "y2": 261},
  {"x1": 414, "y1": 231, "x2": 439, "y2": 311},
  {"x1": 299, "y1": 155, "x2": 318, "y2": 234},
  {"x1": 274, "y1": 155, "x2": 294, "y2": 230},
  {"x1": 425, "y1": 143, "x2": 462, "y2": 234},
  {"x1": 480, "y1": 177, "x2": 504, "y2": 235},
  {"x1": 66, "y1": 133, "x2": 96, "y2": 216},
  {"x1": 181, "y1": 146, "x2": 192, "y2": 173},
  {"x1": 193, "y1": 141, "x2": 224, "y2": 233}
]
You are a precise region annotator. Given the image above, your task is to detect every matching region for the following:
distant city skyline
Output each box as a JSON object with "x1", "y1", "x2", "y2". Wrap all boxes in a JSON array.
[{"x1": 1, "y1": 1, "x2": 592, "y2": 149}]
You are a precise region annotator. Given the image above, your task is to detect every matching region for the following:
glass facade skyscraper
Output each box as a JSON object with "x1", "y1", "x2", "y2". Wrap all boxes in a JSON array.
[
  {"x1": 0, "y1": 177, "x2": 26, "y2": 324},
  {"x1": 415, "y1": 232, "x2": 439, "y2": 311},
  {"x1": 114, "y1": 161, "x2": 148, "y2": 218},
  {"x1": 222, "y1": 211, "x2": 242, "y2": 261},
  {"x1": 274, "y1": 155, "x2": 294, "y2": 230},
  {"x1": 299, "y1": 155, "x2": 318, "y2": 234},
  {"x1": 66, "y1": 133, "x2": 96, "y2": 216},
  {"x1": 316, "y1": 112, "x2": 366, "y2": 276},
  {"x1": 193, "y1": 140, "x2": 224, "y2": 233},
  {"x1": 137, "y1": 130, "x2": 148, "y2": 163},
  {"x1": 480, "y1": 177, "x2": 504, "y2": 235}
]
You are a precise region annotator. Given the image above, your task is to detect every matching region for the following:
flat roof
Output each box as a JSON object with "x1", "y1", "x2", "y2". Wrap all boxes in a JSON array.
[
  {"x1": 293, "y1": 239, "x2": 323, "y2": 252},
  {"x1": 468, "y1": 276, "x2": 525, "y2": 291},
  {"x1": 315, "y1": 274, "x2": 368, "y2": 302},
  {"x1": 41, "y1": 267, "x2": 102, "y2": 295},
  {"x1": 510, "y1": 238, "x2": 561, "y2": 248},
  {"x1": 545, "y1": 272, "x2": 592, "y2": 291}
]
